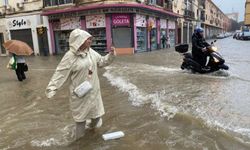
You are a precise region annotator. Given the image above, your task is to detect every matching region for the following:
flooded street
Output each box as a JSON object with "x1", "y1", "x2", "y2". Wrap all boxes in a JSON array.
[{"x1": 1, "y1": 37, "x2": 250, "y2": 150}]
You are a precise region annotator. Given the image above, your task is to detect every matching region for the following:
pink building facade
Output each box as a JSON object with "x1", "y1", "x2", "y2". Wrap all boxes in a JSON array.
[{"x1": 42, "y1": 4, "x2": 180, "y2": 55}]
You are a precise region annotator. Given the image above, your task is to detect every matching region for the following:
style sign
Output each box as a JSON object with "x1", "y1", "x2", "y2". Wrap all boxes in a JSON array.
[
  {"x1": 86, "y1": 15, "x2": 106, "y2": 28},
  {"x1": 7, "y1": 18, "x2": 31, "y2": 29},
  {"x1": 112, "y1": 14, "x2": 130, "y2": 26}
]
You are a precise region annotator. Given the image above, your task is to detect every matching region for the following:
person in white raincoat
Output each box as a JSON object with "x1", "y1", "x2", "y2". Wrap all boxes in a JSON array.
[{"x1": 45, "y1": 29, "x2": 114, "y2": 140}]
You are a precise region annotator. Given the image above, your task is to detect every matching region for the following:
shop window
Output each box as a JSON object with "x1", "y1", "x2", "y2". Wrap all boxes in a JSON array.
[
  {"x1": 149, "y1": 0, "x2": 156, "y2": 5},
  {"x1": 54, "y1": 30, "x2": 71, "y2": 54},
  {"x1": 150, "y1": 28, "x2": 157, "y2": 50},
  {"x1": 88, "y1": 28, "x2": 107, "y2": 54},
  {"x1": 136, "y1": 27, "x2": 147, "y2": 52},
  {"x1": 0, "y1": 33, "x2": 6, "y2": 55},
  {"x1": 160, "y1": 29, "x2": 167, "y2": 49}
]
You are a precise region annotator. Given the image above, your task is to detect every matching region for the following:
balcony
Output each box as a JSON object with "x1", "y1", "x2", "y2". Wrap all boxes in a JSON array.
[
  {"x1": 210, "y1": 20, "x2": 214, "y2": 24},
  {"x1": 184, "y1": 9, "x2": 195, "y2": 19},
  {"x1": 200, "y1": 16, "x2": 205, "y2": 21},
  {"x1": 164, "y1": 0, "x2": 173, "y2": 12},
  {"x1": 44, "y1": 0, "x2": 74, "y2": 7}
]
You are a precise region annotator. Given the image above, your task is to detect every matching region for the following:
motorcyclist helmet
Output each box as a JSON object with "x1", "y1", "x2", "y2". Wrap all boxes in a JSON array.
[{"x1": 196, "y1": 27, "x2": 204, "y2": 33}]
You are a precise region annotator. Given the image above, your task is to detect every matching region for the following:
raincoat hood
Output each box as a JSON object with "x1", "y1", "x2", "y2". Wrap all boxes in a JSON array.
[{"x1": 69, "y1": 29, "x2": 92, "y2": 55}]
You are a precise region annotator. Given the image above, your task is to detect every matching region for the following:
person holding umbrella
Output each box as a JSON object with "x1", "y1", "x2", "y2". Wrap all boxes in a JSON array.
[{"x1": 4, "y1": 40, "x2": 33, "y2": 81}]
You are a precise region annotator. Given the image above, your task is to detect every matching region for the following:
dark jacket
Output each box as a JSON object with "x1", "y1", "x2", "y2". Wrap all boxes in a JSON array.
[{"x1": 192, "y1": 33, "x2": 210, "y2": 66}]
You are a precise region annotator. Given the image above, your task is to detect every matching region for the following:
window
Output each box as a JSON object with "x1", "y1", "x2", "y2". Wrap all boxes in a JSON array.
[
  {"x1": 44, "y1": 0, "x2": 73, "y2": 7},
  {"x1": 149, "y1": 0, "x2": 156, "y2": 5},
  {"x1": 4, "y1": 0, "x2": 8, "y2": 5}
]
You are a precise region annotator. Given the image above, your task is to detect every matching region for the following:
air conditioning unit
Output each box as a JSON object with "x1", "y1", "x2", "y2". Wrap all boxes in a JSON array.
[
  {"x1": 5, "y1": 5, "x2": 12, "y2": 10},
  {"x1": 174, "y1": 1, "x2": 177, "y2": 7},
  {"x1": 182, "y1": 4, "x2": 186, "y2": 10},
  {"x1": 17, "y1": 2, "x2": 24, "y2": 8},
  {"x1": 137, "y1": 0, "x2": 145, "y2": 3}
]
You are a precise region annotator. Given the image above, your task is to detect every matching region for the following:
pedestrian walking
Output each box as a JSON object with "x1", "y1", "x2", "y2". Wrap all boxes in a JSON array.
[
  {"x1": 166, "y1": 35, "x2": 171, "y2": 48},
  {"x1": 14, "y1": 54, "x2": 27, "y2": 81},
  {"x1": 161, "y1": 35, "x2": 167, "y2": 48},
  {"x1": 7, "y1": 53, "x2": 28, "y2": 81},
  {"x1": 3, "y1": 40, "x2": 32, "y2": 82},
  {"x1": 45, "y1": 29, "x2": 115, "y2": 141}
]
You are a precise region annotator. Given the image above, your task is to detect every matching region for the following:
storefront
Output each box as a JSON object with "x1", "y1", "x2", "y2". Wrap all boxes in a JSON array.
[
  {"x1": 0, "y1": 18, "x2": 7, "y2": 56},
  {"x1": 168, "y1": 20, "x2": 176, "y2": 47},
  {"x1": 135, "y1": 14, "x2": 147, "y2": 52},
  {"x1": 6, "y1": 14, "x2": 51, "y2": 56},
  {"x1": 86, "y1": 15, "x2": 107, "y2": 54},
  {"x1": 189, "y1": 23, "x2": 193, "y2": 43},
  {"x1": 111, "y1": 14, "x2": 134, "y2": 54},
  {"x1": 183, "y1": 22, "x2": 188, "y2": 43},
  {"x1": 6, "y1": 15, "x2": 51, "y2": 55},
  {"x1": 148, "y1": 17, "x2": 157, "y2": 50},
  {"x1": 53, "y1": 17, "x2": 81, "y2": 54},
  {"x1": 160, "y1": 19, "x2": 167, "y2": 49}
]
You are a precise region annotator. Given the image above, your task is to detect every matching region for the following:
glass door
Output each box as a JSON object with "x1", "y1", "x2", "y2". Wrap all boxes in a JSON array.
[
  {"x1": 0, "y1": 33, "x2": 6, "y2": 55},
  {"x1": 136, "y1": 27, "x2": 147, "y2": 52}
]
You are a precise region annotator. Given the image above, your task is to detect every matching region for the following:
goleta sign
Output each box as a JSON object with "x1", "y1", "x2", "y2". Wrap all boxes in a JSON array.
[{"x1": 112, "y1": 14, "x2": 130, "y2": 26}]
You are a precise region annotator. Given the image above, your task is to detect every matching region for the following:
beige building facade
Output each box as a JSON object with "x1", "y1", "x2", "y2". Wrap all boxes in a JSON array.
[
  {"x1": 0, "y1": 0, "x2": 52, "y2": 56},
  {"x1": 245, "y1": 0, "x2": 250, "y2": 27},
  {"x1": 173, "y1": 0, "x2": 231, "y2": 42}
]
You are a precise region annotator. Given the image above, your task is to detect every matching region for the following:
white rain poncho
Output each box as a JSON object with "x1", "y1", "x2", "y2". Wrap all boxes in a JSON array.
[{"x1": 45, "y1": 29, "x2": 114, "y2": 122}]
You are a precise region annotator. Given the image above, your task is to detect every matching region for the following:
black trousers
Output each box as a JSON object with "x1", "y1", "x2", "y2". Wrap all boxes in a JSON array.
[
  {"x1": 192, "y1": 51, "x2": 208, "y2": 67},
  {"x1": 15, "y1": 63, "x2": 26, "y2": 81}
]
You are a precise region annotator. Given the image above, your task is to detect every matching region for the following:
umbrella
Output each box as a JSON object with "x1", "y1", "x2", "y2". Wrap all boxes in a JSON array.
[{"x1": 3, "y1": 40, "x2": 33, "y2": 55}]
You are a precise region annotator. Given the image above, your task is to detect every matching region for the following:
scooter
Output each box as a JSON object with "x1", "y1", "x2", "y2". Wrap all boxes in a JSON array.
[{"x1": 175, "y1": 40, "x2": 229, "y2": 74}]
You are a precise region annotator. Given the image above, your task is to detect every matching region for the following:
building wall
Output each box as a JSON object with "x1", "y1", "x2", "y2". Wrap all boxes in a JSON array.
[
  {"x1": 4, "y1": 0, "x2": 42, "y2": 15},
  {"x1": 245, "y1": 0, "x2": 250, "y2": 26},
  {"x1": 77, "y1": 0, "x2": 137, "y2": 5},
  {"x1": 0, "y1": 0, "x2": 52, "y2": 56},
  {"x1": 202, "y1": 0, "x2": 230, "y2": 38}
]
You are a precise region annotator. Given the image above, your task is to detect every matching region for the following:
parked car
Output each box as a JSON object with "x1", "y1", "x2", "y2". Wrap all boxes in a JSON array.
[
  {"x1": 216, "y1": 33, "x2": 225, "y2": 39},
  {"x1": 242, "y1": 31, "x2": 250, "y2": 40}
]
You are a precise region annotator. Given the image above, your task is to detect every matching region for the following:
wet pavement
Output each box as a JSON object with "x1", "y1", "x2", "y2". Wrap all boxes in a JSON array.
[{"x1": 0, "y1": 37, "x2": 250, "y2": 150}]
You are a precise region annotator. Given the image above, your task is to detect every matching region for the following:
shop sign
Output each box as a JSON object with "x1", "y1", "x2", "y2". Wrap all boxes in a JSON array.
[
  {"x1": 86, "y1": 15, "x2": 106, "y2": 28},
  {"x1": 37, "y1": 26, "x2": 46, "y2": 35},
  {"x1": 136, "y1": 14, "x2": 146, "y2": 27},
  {"x1": 148, "y1": 17, "x2": 156, "y2": 28},
  {"x1": 112, "y1": 14, "x2": 130, "y2": 26},
  {"x1": 60, "y1": 17, "x2": 81, "y2": 30},
  {"x1": 160, "y1": 19, "x2": 167, "y2": 29},
  {"x1": 8, "y1": 18, "x2": 31, "y2": 29},
  {"x1": 168, "y1": 21, "x2": 176, "y2": 29}
]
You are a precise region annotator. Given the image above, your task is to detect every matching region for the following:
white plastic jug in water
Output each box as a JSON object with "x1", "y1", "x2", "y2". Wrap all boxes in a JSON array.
[{"x1": 102, "y1": 131, "x2": 125, "y2": 141}]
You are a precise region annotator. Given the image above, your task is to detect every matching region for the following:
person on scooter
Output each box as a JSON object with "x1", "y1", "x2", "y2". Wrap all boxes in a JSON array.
[{"x1": 192, "y1": 27, "x2": 210, "y2": 70}]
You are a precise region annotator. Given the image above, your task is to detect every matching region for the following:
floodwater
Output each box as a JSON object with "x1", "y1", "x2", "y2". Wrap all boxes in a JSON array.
[{"x1": 0, "y1": 37, "x2": 250, "y2": 150}]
